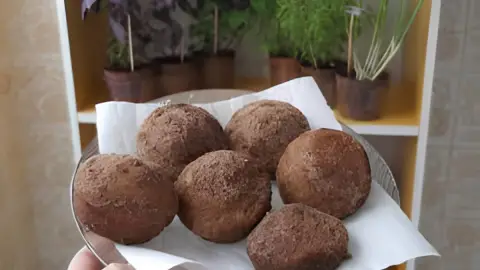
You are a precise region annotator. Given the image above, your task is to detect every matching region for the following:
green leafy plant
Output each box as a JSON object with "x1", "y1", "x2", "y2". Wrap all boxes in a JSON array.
[
  {"x1": 191, "y1": 0, "x2": 251, "y2": 54},
  {"x1": 264, "y1": 23, "x2": 297, "y2": 57},
  {"x1": 347, "y1": 0, "x2": 425, "y2": 80},
  {"x1": 247, "y1": 0, "x2": 278, "y2": 42},
  {"x1": 251, "y1": 0, "x2": 297, "y2": 57},
  {"x1": 277, "y1": 0, "x2": 352, "y2": 67},
  {"x1": 191, "y1": 0, "x2": 287, "y2": 55},
  {"x1": 106, "y1": 38, "x2": 131, "y2": 70}
]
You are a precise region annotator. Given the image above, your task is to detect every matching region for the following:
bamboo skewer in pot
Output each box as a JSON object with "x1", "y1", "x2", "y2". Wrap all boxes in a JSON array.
[
  {"x1": 347, "y1": 13, "x2": 354, "y2": 78},
  {"x1": 203, "y1": 4, "x2": 234, "y2": 89},
  {"x1": 127, "y1": 14, "x2": 135, "y2": 72},
  {"x1": 180, "y1": 36, "x2": 185, "y2": 63},
  {"x1": 213, "y1": 4, "x2": 218, "y2": 55}
]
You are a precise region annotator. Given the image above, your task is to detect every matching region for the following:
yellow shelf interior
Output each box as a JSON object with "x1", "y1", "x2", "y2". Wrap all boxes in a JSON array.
[
  {"x1": 77, "y1": 77, "x2": 419, "y2": 130},
  {"x1": 76, "y1": 77, "x2": 271, "y2": 116},
  {"x1": 334, "y1": 83, "x2": 419, "y2": 127},
  {"x1": 400, "y1": 0, "x2": 432, "y2": 218}
]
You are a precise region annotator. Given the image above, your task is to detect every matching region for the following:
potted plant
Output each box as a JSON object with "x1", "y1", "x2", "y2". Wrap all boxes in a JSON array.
[
  {"x1": 152, "y1": 33, "x2": 200, "y2": 95},
  {"x1": 252, "y1": 0, "x2": 299, "y2": 86},
  {"x1": 144, "y1": 1, "x2": 200, "y2": 95},
  {"x1": 263, "y1": 21, "x2": 300, "y2": 86},
  {"x1": 156, "y1": 55, "x2": 200, "y2": 96},
  {"x1": 83, "y1": 0, "x2": 156, "y2": 103},
  {"x1": 192, "y1": 0, "x2": 250, "y2": 89},
  {"x1": 336, "y1": 0, "x2": 424, "y2": 120},
  {"x1": 277, "y1": 0, "x2": 350, "y2": 108},
  {"x1": 84, "y1": 0, "x2": 200, "y2": 97},
  {"x1": 104, "y1": 37, "x2": 156, "y2": 102}
]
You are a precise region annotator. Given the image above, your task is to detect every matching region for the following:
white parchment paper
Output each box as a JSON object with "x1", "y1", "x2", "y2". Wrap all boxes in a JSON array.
[{"x1": 95, "y1": 77, "x2": 439, "y2": 270}]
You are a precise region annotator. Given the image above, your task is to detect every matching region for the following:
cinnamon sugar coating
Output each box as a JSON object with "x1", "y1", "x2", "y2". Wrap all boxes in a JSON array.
[
  {"x1": 225, "y1": 100, "x2": 310, "y2": 178},
  {"x1": 247, "y1": 203, "x2": 349, "y2": 270},
  {"x1": 276, "y1": 129, "x2": 371, "y2": 219},
  {"x1": 74, "y1": 154, "x2": 178, "y2": 244},
  {"x1": 175, "y1": 150, "x2": 271, "y2": 243},
  {"x1": 136, "y1": 104, "x2": 228, "y2": 182}
]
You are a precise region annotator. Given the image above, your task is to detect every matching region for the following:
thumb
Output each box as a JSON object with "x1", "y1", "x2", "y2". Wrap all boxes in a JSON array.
[{"x1": 103, "y1": 263, "x2": 135, "y2": 270}]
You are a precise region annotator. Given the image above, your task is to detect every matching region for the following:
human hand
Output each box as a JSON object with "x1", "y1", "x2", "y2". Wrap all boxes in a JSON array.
[{"x1": 68, "y1": 247, "x2": 135, "y2": 270}]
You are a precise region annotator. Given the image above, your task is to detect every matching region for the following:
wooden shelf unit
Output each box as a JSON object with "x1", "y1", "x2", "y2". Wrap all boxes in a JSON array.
[
  {"x1": 59, "y1": 0, "x2": 440, "y2": 270},
  {"x1": 77, "y1": 81, "x2": 420, "y2": 136}
]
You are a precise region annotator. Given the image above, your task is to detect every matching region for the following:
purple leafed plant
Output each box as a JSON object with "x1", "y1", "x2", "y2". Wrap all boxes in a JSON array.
[
  {"x1": 82, "y1": 0, "x2": 197, "y2": 60},
  {"x1": 152, "y1": 0, "x2": 176, "y2": 9},
  {"x1": 81, "y1": 0, "x2": 134, "y2": 42},
  {"x1": 81, "y1": 0, "x2": 180, "y2": 42},
  {"x1": 81, "y1": 0, "x2": 99, "y2": 19},
  {"x1": 82, "y1": 0, "x2": 177, "y2": 16},
  {"x1": 81, "y1": 0, "x2": 127, "y2": 41}
]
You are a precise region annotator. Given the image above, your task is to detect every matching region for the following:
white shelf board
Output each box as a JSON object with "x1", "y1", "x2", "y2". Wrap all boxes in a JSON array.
[
  {"x1": 347, "y1": 125, "x2": 419, "y2": 137},
  {"x1": 78, "y1": 110, "x2": 419, "y2": 136},
  {"x1": 78, "y1": 111, "x2": 96, "y2": 124}
]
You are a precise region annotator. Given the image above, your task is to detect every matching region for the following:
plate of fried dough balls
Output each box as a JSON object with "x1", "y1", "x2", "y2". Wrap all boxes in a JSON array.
[{"x1": 73, "y1": 100, "x2": 372, "y2": 270}]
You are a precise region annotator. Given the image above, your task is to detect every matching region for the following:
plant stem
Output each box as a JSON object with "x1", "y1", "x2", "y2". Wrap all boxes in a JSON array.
[
  {"x1": 347, "y1": 13, "x2": 355, "y2": 77},
  {"x1": 309, "y1": 44, "x2": 317, "y2": 69},
  {"x1": 213, "y1": 5, "x2": 218, "y2": 55},
  {"x1": 353, "y1": 52, "x2": 363, "y2": 78},
  {"x1": 363, "y1": 0, "x2": 387, "y2": 79},
  {"x1": 371, "y1": 0, "x2": 424, "y2": 80},
  {"x1": 373, "y1": 40, "x2": 395, "y2": 72},
  {"x1": 180, "y1": 36, "x2": 185, "y2": 63},
  {"x1": 393, "y1": 0, "x2": 406, "y2": 39},
  {"x1": 127, "y1": 14, "x2": 134, "y2": 72},
  {"x1": 366, "y1": 41, "x2": 382, "y2": 76},
  {"x1": 394, "y1": 0, "x2": 424, "y2": 44}
]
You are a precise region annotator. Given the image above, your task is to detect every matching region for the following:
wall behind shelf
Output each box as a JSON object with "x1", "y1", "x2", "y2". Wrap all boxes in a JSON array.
[
  {"x1": 417, "y1": 0, "x2": 480, "y2": 269},
  {"x1": 0, "y1": 0, "x2": 80, "y2": 269}
]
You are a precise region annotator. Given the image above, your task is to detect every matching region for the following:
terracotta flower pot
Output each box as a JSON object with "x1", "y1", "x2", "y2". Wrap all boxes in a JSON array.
[
  {"x1": 202, "y1": 51, "x2": 235, "y2": 89},
  {"x1": 154, "y1": 57, "x2": 200, "y2": 95},
  {"x1": 104, "y1": 68, "x2": 156, "y2": 103},
  {"x1": 192, "y1": 51, "x2": 206, "y2": 88},
  {"x1": 336, "y1": 72, "x2": 389, "y2": 121},
  {"x1": 302, "y1": 66, "x2": 336, "y2": 108},
  {"x1": 269, "y1": 56, "x2": 301, "y2": 86}
]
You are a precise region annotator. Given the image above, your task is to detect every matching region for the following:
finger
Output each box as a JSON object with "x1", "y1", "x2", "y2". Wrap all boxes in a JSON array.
[
  {"x1": 85, "y1": 231, "x2": 129, "y2": 264},
  {"x1": 103, "y1": 263, "x2": 135, "y2": 270},
  {"x1": 68, "y1": 246, "x2": 104, "y2": 270}
]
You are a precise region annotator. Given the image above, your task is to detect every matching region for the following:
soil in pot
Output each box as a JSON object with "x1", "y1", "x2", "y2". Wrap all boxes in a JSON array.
[
  {"x1": 335, "y1": 63, "x2": 389, "y2": 121},
  {"x1": 301, "y1": 63, "x2": 336, "y2": 108},
  {"x1": 270, "y1": 56, "x2": 301, "y2": 86},
  {"x1": 154, "y1": 57, "x2": 201, "y2": 95},
  {"x1": 202, "y1": 50, "x2": 235, "y2": 89},
  {"x1": 104, "y1": 67, "x2": 156, "y2": 103}
]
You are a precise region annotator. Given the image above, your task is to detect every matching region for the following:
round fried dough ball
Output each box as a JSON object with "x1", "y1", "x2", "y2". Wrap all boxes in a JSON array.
[
  {"x1": 73, "y1": 154, "x2": 178, "y2": 245},
  {"x1": 136, "y1": 104, "x2": 228, "y2": 182},
  {"x1": 225, "y1": 100, "x2": 310, "y2": 177},
  {"x1": 175, "y1": 150, "x2": 271, "y2": 243},
  {"x1": 247, "y1": 203, "x2": 349, "y2": 270},
  {"x1": 277, "y1": 129, "x2": 371, "y2": 219}
]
